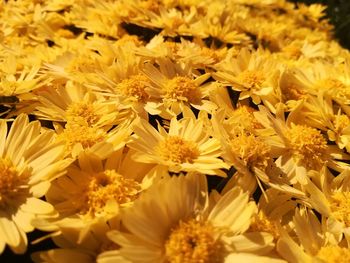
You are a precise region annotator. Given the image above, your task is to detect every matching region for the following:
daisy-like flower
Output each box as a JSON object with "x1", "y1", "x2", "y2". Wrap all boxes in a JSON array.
[
  {"x1": 175, "y1": 38, "x2": 228, "y2": 69},
  {"x1": 32, "y1": 147, "x2": 157, "y2": 261},
  {"x1": 247, "y1": 188, "x2": 296, "y2": 243},
  {"x1": 211, "y1": 107, "x2": 273, "y2": 191},
  {"x1": 55, "y1": 117, "x2": 133, "y2": 159},
  {"x1": 288, "y1": 60, "x2": 350, "y2": 105},
  {"x1": 128, "y1": 116, "x2": 229, "y2": 176},
  {"x1": 294, "y1": 94, "x2": 350, "y2": 153},
  {"x1": 277, "y1": 207, "x2": 350, "y2": 263},
  {"x1": 0, "y1": 114, "x2": 69, "y2": 254},
  {"x1": 142, "y1": 58, "x2": 218, "y2": 119},
  {"x1": 213, "y1": 48, "x2": 280, "y2": 106},
  {"x1": 212, "y1": 106, "x2": 271, "y2": 171},
  {"x1": 92, "y1": 45, "x2": 154, "y2": 119},
  {"x1": 300, "y1": 167, "x2": 350, "y2": 239},
  {"x1": 39, "y1": 148, "x2": 154, "y2": 225},
  {"x1": 98, "y1": 174, "x2": 285, "y2": 263},
  {"x1": 33, "y1": 81, "x2": 128, "y2": 127},
  {"x1": 0, "y1": 55, "x2": 48, "y2": 96},
  {"x1": 187, "y1": 2, "x2": 251, "y2": 46},
  {"x1": 211, "y1": 106, "x2": 305, "y2": 197},
  {"x1": 253, "y1": 104, "x2": 350, "y2": 184}
]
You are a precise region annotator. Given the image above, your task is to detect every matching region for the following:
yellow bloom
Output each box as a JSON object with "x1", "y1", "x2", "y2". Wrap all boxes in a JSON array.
[
  {"x1": 43, "y1": 149, "x2": 154, "y2": 223},
  {"x1": 142, "y1": 58, "x2": 217, "y2": 119},
  {"x1": 128, "y1": 116, "x2": 229, "y2": 176},
  {"x1": 213, "y1": 48, "x2": 280, "y2": 106},
  {"x1": 254, "y1": 105, "x2": 350, "y2": 184},
  {"x1": 302, "y1": 168, "x2": 350, "y2": 235},
  {"x1": 98, "y1": 174, "x2": 282, "y2": 263},
  {"x1": 0, "y1": 55, "x2": 46, "y2": 96},
  {"x1": 277, "y1": 207, "x2": 350, "y2": 263},
  {"x1": 0, "y1": 114, "x2": 68, "y2": 254},
  {"x1": 55, "y1": 119, "x2": 132, "y2": 159},
  {"x1": 34, "y1": 81, "x2": 128, "y2": 127}
]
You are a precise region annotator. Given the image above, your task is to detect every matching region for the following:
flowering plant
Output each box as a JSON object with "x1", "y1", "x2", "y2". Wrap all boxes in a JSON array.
[{"x1": 1, "y1": 0, "x2": 350, "y2": 262}]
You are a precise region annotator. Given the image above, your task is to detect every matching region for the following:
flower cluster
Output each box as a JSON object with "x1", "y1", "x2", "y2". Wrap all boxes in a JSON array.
[{"x1": 1, "y1": 0, "x2": 350, "y2": 262}]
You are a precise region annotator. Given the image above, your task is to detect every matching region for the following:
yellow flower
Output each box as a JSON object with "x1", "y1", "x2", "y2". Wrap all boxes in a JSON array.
[
  {"x1": 302, "y1": 168, "x2": 350, "y2": 235},
  {"x1": 254, "y1": 105, "x2": 350, "y2": 184},
  {"x1": 142, "y1": 58, "x2": 217, "y2": 119},
  {"x1": 213, "y1": 48, "x2": 280, "y2": 106},
  {"x1": 55, "y1": 119, "x2": 132, "y2": 159},
  {"x1": 43, "y1": 149, "x2": 154, "y2": 223},
  {"x1": 98, "y1": 174, "x2": 282, "y2": 263},
  {"x1": 128, "y1": 116, "x2": 229, "y2": 176},
  {"x1": 34, "y1": 81, "x2": 128, "y2": 127},
  {"x1": 0, "y1": 114, "x2": 68, "y2": 254},
  {"x1": 277, "y1": 207, "x2": 350, "y2": 263},
  {"x1": 0, "y1": 55, "x2": 46, "y2": 96}
]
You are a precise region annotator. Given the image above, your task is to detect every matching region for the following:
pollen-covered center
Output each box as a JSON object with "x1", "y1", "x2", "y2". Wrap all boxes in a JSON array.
[
  {"x1": 0, "y1": 158, "x2": 28, "y2": 207},
  {"x1": 330, "y1": 191, "x2": 350, "y2": 227},
  {"x1": 82, "y1": 170, "x2": 142, "y2": 215},
  {"x1": 116, "y1": 74, "x2": 150, "y2": 101},
  {"x1": 163, "y1": 76, "x2": 202, "y2": 103},
  {"x1": 317, "y1": 246, "x2": 350, "y2": 263},
  {"x1": 157, "y1": 136, "x2": 199, "y2": 164},
  {"x1": 285, "y1": 124, "x2": 328, "y2": 170},
  {"x1": 165, "y1": 219, "x2": 223, "y2": 263},
  {"x1": 230, "y1": 133, "x2": 271, "y2": 170},
  {"x1": 60, "y1": 123, "x2": 106, "y2": 152},
  {"x1": 228, "y1": 106, "x2": 263, "y2": 133},
  {"x1": 66, "y1": 101, "x2": 100, "y2": 126},
  {"x1": 238, "y1": 70, "x2": 266, "y2": 90},
  {"x1": 249, "y1": 211, "x2": 280, "y2": 239}
]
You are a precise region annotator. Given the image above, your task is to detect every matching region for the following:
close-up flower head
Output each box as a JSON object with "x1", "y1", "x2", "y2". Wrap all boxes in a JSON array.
[{"x1": 1, "y1": 0, "x2": 350, "y2": 262}]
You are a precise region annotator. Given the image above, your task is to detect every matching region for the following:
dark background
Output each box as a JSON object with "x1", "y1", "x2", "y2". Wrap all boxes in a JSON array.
[
  {"x1": 290, "y1": 0, "x2": 350, "y2": 49},
  {"x1": 1, "y1": 0, "x2": 350, "y2": 262}
]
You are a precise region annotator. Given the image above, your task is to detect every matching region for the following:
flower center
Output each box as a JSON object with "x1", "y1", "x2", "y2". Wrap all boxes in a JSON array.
[
  {"x1": 285, "y1": 124, "x2": 328, "y2": 170},
  {"x1": 82, "y1": 170, "x2": 142, "y2": 215},
  {"x1": 228, "y1": 106, "x2": 263, "y2": 134},
  {"x1": 330, "y1": 191, "x2": 350, "y2": 227},
  {"x1": 66, "y1": 101, "x2": 100, "y2": 126},
  {"x1": 116, "y1": 74, "x2": 150, "y2": 101},
  {"x1": 238, "y1": 70, "x2": 266, "y2": 90},
  {"x1": 317, "y1": 246, "x2": 350, "y2": 263},
  {"x1": 249, "y1": 211, "x2": 279, "y2": 239},
  {"x1": 0, "y1": 158, "x2": 28, "y2": 207},
  {"x1": 163, "y1": 76, "x2": 201, "y2": 103},
  {"x1": 157, "y1": 136, "x2": 199, "y2": 164},
  {"x1": 165, "y1": 219, "x2": 223, "y2": 263},
  {"x1": 230, "y1": 133, "x2": 271, "y2": 170},
  {"x1": 59, "y1": 123, "x2": 106, "y2": 153}
]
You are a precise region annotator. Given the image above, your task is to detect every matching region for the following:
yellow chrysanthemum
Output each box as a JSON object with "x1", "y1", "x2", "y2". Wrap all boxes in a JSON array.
[
  {"x1": 0, "y1": 114, "x2": 69, "y2": 254},
  {"x1": 98, "y1": 174, "x2": 282, "y2": 263},
  {"x1": 128, "y1": 116, "x2": 229, "y2": 176}
]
